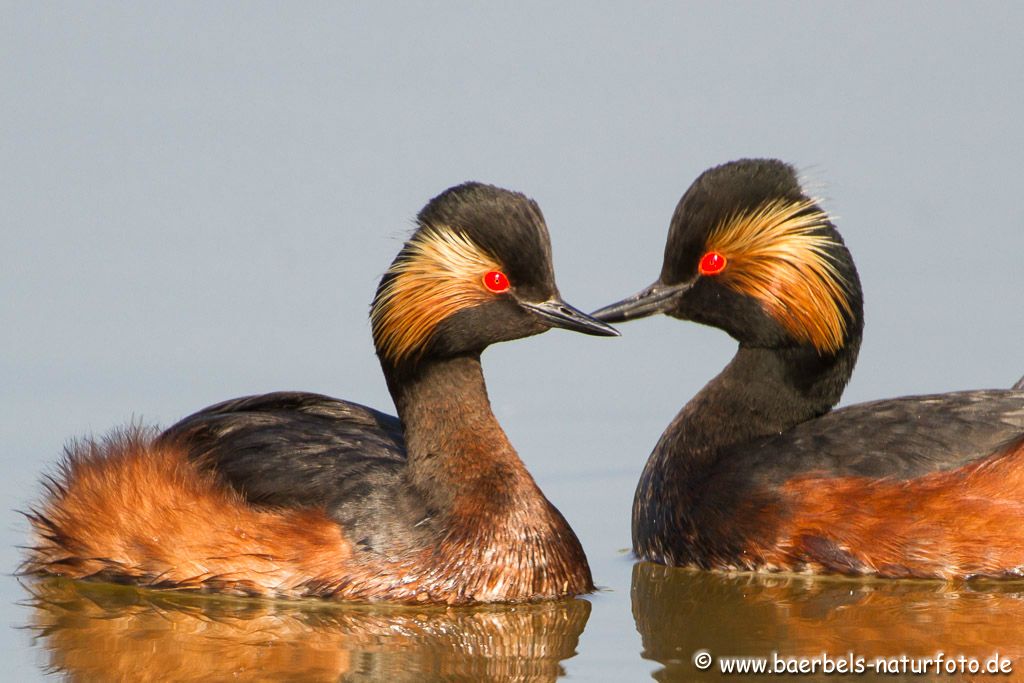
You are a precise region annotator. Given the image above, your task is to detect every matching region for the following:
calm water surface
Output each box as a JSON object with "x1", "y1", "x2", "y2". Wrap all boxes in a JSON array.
[
  {"x1": 14, "y1": 565, "x2": 1024, "y2": 681},
  {"x1": 24, "y1": 578, "x2": 590, "y2": 681}
]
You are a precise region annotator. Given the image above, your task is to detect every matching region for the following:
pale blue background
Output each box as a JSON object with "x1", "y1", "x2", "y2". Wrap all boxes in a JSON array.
[{"x1": 3, "y1": 2, "x2": 1023, "y2": 680}]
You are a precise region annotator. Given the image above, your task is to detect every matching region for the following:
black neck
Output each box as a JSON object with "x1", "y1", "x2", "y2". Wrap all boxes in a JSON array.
[
  {"x1": 660, "y1": 339, "x2": 860, "y2": 470},
  {"x1": 384, "y1": 354, "x2": 529, "y2": 510}
]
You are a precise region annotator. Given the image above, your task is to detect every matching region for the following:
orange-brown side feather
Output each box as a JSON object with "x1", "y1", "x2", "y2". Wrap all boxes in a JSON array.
[
  {"x1": 755, "y1": 438, "x2": 1024, "y2": 578},
  {"x1": 24, "y1": 427, "x2": 353, "y2": 596}
]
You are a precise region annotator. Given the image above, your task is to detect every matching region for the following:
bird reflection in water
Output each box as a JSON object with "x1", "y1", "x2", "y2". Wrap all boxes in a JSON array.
[
  {"x1": 25, "y1": 578, "x2": 591, "y2": 682},
  {"x1": 633, "y1": 562, "x2": 1024, "y2": 682}
]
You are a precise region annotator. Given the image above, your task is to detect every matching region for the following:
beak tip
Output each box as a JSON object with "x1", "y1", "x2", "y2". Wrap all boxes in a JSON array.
[
  {"x1": 592, "y1": 317, "x2": 623, "y2": 336},
  {"x1": 591, "y1": 280, "x2": 689, "y2": 324},
  {"x1": 588, "y1": 320, "x2": 622, "y2": 337},
  {"x1": 574, "y1": 317, "x2": 621, "y2": 337},
  {"x1": 521, "y1": 297, "x2": 622, "y2": 338}
]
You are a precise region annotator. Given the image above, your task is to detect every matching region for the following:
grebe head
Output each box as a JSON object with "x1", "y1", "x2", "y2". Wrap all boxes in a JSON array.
[
  {"x1": 372, "y1": 182, "x2": 617, "y2": 369},
  {"x1": 594, "y1": 159, "x2": 863, "y2": 354}
]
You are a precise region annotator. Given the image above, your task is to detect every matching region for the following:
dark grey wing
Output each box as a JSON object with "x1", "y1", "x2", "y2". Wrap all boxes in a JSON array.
[
  {"x1": 738, "y1": 390, "x2": 1024, "y2": 484},
  {"x1": 156, "y1": 391, "x2": 407, "y2": 509}
]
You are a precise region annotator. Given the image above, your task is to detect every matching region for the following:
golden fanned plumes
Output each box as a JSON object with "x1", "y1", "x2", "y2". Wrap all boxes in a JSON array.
[
  {"x1": 372, "y1": 226, "x2": 501, "y2": 364},
  {"x1": 707, "y1": 198, "x2": 852, "y2": 353}
]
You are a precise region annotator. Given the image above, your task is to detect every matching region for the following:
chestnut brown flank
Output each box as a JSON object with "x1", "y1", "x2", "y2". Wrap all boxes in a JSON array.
[
  {"x1": 25, "y1": 428, "x2": 354, "y2": 596},
  {"x1": 761, "y1": 439, "x2": 1024, "y2": 578},
  {"x1": 25, "y1": 423, "x2": 592, "y2": 603}
]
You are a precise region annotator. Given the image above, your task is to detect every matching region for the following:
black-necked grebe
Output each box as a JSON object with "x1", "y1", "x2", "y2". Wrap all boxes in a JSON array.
[
  {"x1": 25, "y1": 182, "x2": 617, "y2": 603},
  {"x1": 594, "y1": 159, "x2": 1024, "y2": 579}
]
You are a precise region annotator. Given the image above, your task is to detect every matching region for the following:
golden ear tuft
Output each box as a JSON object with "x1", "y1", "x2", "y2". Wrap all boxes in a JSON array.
[
  {"x1": 371, "y1": 226, "x2": 501, "y2": 365},
  {"x1": 707, "y1": 198, "x2": 853, "y2": 354}
]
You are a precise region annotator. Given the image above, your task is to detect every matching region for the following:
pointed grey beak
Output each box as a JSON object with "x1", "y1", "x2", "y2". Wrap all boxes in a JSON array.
[
  {"x1": 591, "y1": 280, "x2": 692, "y2": 323},
  {"x1": 520, "y1": 297, "x2": 620, "y2": 337}
]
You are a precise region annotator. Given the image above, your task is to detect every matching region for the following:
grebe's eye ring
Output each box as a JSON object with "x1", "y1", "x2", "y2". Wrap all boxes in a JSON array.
[
  {"x1": 482, "y1": 270, "x2": 511, "y2": 293},
  {"x1": 698, "y1": 251, "x2": 727, "y2": 276}
]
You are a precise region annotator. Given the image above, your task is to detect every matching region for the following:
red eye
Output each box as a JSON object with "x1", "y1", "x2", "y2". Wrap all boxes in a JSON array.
[
  {"x1": 698, "y1": 251, "x2": 727, "y2": 276},
  {"x1": 483, "y1": 270, "x2": 510, "y2": 293}
]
